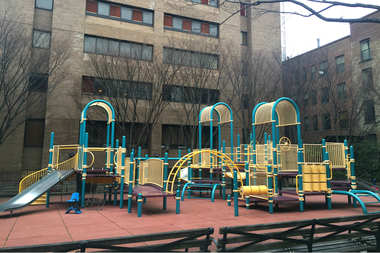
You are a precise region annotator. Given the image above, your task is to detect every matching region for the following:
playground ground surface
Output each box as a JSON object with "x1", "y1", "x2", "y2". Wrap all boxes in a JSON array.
[{"x1": 0, "y1": 193, "x2": 379, "y2": 250}]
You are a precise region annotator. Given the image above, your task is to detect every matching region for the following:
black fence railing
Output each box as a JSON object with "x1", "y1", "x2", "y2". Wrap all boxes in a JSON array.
[
  {"x1": 0, "y1": 227, "x2": 214, "y2": 252},
  {"x1": 217, "y1": 213, "x2": 380, "y2": 252}
]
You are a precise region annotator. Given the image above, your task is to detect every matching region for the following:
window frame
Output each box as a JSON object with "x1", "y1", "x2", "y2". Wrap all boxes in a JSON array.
[
  {"x1": 322, "y1": 113, "x2": 331, "y2": 130},
  {"x1": 164, "y1": 13, "x2": 219, "y2": 38},
  {"x1": 24, "y1": 119, "x2": 45, "y2": 148},
  {"x1": 163, "y1": 84, "x2": 219, "y2": 104},
  {"x1": 29, "y1": 73, "x2": 49, "y2": 92},
  {"x1": 335, "y1": 55, "x2": 345, "y2": 73},
  {"x1": 163, "y1": 47, "x2": 219, "y2": 70},
  {"x1": 364, "y1": 99, "x2": 376, "y2": 124},
  {"x1": 86, "y1": 0, "x2": 154, "y2": 27},
  {"x1": 360, "y1": 38, "x2": 371, "y2": 62},
  {"x1": 35, "y1": 0, "x2": 54, "y2": 11},
  {"x1": 241, "y1": 31, "x2": 248, "y2": 46},
  {"x1": 84, "y1": 35, "x2": 153, "y2": 61},
  {"x1": 32, "y1": 29, "x2": 51, "y2": 49},
  {"x1": 191, "y1": 0, "x2": 219, "y2": 7}
]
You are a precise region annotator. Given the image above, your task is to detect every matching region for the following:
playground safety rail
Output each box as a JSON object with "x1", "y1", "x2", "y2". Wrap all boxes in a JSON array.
[
  {"x1": 217, "y1": 213, "x2": 380, "y2": 252},
  {"x1": 0, "y1": 227, "x2": 214, "y2": 252}
]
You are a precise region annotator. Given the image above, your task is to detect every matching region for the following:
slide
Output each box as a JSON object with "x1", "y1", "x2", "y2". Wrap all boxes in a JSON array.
[{"x1": 0, "y1": 169, "x2": 74, "y2": 212}]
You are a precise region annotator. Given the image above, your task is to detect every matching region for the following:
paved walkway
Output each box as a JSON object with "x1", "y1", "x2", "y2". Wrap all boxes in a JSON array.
[{"x1": 0, "y1": 194, "x2": 379, "y2": 249}]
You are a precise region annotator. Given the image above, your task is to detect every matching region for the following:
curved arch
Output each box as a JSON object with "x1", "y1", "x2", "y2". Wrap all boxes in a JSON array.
[
  {"x1": 198, "y1": 102, "x2": 234, "y2": 152},
  {"x1": 166, "y1": 149, "x2": 244, "y2": 194}
]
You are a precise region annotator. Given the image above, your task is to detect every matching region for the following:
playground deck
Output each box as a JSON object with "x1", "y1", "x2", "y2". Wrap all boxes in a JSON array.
[{"x1": 1, "y1": 193, "x2": 380, "y2": 249}]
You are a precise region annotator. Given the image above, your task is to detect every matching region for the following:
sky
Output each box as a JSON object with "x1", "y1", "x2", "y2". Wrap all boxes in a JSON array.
[{"x1": 282, "y1": 0, "x2": 380, "y2": 58}]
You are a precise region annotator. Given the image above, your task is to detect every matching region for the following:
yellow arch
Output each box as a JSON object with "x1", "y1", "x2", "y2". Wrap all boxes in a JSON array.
[{"x1": 166, "y1": 149, "x2": 244, "y2": 193}]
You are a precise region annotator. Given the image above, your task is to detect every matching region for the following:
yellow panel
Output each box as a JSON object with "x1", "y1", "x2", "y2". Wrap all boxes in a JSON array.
[
  {"x1": 304, "y1": 144, "x2": 323, "y2": 163},
  {"x1": 279, "y1": 145, "x2": 298, "y2": 172},
  {"x1": 303, "y1": 174, "x2": 312, "y2": 182},
  {"x1": 304, "y1": 182, "x2": 312, "y2": 192},
  {"x1": 326, "y1": 142, "x2": 346, "y2": 168},
  {"x1": 312, "y1": 182, "x2": 320, "y2": 191},
  {"x1": 140, "y1": 159, "x2": 163, "y2": 188},
  {"x1": 320, "y1": 182, "x2": 327, "y2": 191}
]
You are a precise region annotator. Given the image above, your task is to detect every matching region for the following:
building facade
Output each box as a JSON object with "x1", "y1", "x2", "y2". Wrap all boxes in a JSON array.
[
  {"x1": 0, "y1": 0, "x2": 281, "y2": 190},
  {"x1": 282, "y1": 11, "x2": 380, "y2": 144}
]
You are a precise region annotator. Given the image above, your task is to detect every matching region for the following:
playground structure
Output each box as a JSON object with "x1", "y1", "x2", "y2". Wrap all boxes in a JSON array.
[{"x1": 2, "y1": 97, "x2": 380, "y2": 217}]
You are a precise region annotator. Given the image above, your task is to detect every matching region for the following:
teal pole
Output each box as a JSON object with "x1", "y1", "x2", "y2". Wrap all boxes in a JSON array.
[
  {"x1": 120, "y1": 136, "x2": 126, "y2": 208},
  {"x1": 344, "y1": 139, "x2": 351, "y2": 204},
  {"x1": 163, "y1": 152, "x2": 168, "y2": 210},
  {"x1": 233, "y1": 170, "x2": 239, "y2": 216},
  {"x1": 227, "y1": 194, "x2": 231, "y2": 206},
  {"x1": 176, "y1": 189, "x2": 180, "y2": 214},
  {"x1": 237, "y1": 133, "x2": 241, "y2": 162},
  {"x1": 81, "y1": 132, "x2": 89, "y2": 208},
  {"x1": 187, "y1": 148, "x2": 192, "y2": 182},
  {"x1": 268, "y1": 164, "x2": 273, "y2": 213},
  {"x1": 127, "y1": 151, "x2": 135, "y2": 213},
  {"x1": 137, "y1": 193, "x2": 143, "y2": 217},
  {"x1": 136, "y1": 146, "x2": 141, "y2": 184},
  {"x1": 350, "y1": 146, "x2": 356, "y2": 190},
  {"x1": 46, "y1": 132, "x2": 54, "y2": 208},
  {"x1": 324, "y1": 150, "x2": 332, "y2": 209},
  {"x1": 297, "y1": 150, "x2": 304, "y2": 212}
]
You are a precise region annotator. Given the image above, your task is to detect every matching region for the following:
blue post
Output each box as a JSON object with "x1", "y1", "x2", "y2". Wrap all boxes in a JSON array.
[
  {"x1": 163, "y1": 152, "x2": 168, "y2": 210},
  {"x1": 344, "y1": 139, "x2": 351, "y2": 204},
  {"x1": 297, "y1": 150, "x2": 304, "y2": 212},
  {"x1": 268, "y1": 165, "x2": 274, "y2": 214},
  {"x1": 233, "y1": 170, "x2": 239, "y2": 216},
  {"x1": 136, "y1": 146, "x2": 141, "y2": 184},
  {"x1": 350, "y1": 146, "x2": 356, "y2": 190},
  {"x1": 119, "y1": 136, "x2": 126, "y2": 208},
  {"x1": 227, "y1": 194, "x2": 231, "y2": 206},
  {"x1": 127, "y1": 151, "x2": 135, "y2": 213},
  {"x1": 81, "y1": 132, "x2": 89, "y2": 208},
  {"x1": 324, "y1": 150, "x2": 332, "y2": 209},
  {"x1": 137, "y1": 193, "x2": 143, "y2": 217},
  {"x1": 46, "y1": 132, "x2": 54, "y2": 208},
  {"x1": 176, "y1": 189, "x2": 180, "y2": 214}
]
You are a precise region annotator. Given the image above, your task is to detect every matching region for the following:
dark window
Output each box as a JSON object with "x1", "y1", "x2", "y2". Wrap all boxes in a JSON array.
[
  {"x1": 164, "y1": 14, "x2": 218, "y2": 38},
  {"x1": 84, "y1": 35, "x2": 153, "y2": 61},
  {"x1": 163, "y1": 47, "x2": 218, "y2": 69},
  {"x1": 311, "y1": 90, "x2": 317, "y2": 105},
  {"x1": 163, "y1": 85, "x2": 218, "y2": 104},
  {"x1": 321, "y1": 87, "x2": 329, "y2": 104},
  {"x1": 82, "y1": 76, "x2": 152, "y2": 100},
  {"x1": 364, "y1": 100, "x2": 375, "y2": 123},
  {"x1": 29, "y1": 73, "x2": 48, "y2": 92},
  {"x1": 319, "y1": 60, "x2": 328, "y2": 76},
  {"x1": 322, "y1": 113, "x2": 331, "y2": 130},
  {"x1": 191, "y1": 0, "x2": 218, "y2": 7},
  {"x1": 162, "y1": 125, "x2": 195, "y2": 149},
  {"x1": 337, "y1": 82, "x2": 346, "y2": 100},
  {"x1": 86, "y1": 0, "x2": 153, "y2": 26},
  {"x1": 311, "y1": 65, "x2": 316, "y2": 80},
  {"x1": 312, "y1": 115, "x2": 318, "y2": 130},
  {"x1": 24, "y1": 119, "x2": 45, "y2": 147},
  {"x1": 304, "y1": 116, "x2": 310, "y2": 131},
  {"x1": 339, "y1": 111, "x2": 348, "y2": 129},
  {"x1": 35, "y1": 0, "x2": 53, "y2": 10},
  {"x1": 241, "y1": 31, "x2": 248, "y2": 45},
  {"x1": 240, "y1": 3, "x2": 248, "y2": 16},
  {"x1": 360, "y1": 39, "x2": 371, "y2": 61},
  {"x1": 335, "y1": 55, "x2": 344, "y2": 73},
  {"x1": 32, "y1": 30, "x2": 51, "y2": 49},
  {"x1": 362, "y1": 68, "x2": 373, "y2": 90}
]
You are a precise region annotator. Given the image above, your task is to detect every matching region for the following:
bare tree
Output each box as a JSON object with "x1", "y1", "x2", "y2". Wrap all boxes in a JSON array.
[
  {"x1": 220, "y1": 0, "x2": 380, "y2": 25},
  {"x1": 88, "y1": 53, "x2": 182, "y2": 153},
  {"x1": 0, "y1": 11, "x2": 69, "y2": 145}
]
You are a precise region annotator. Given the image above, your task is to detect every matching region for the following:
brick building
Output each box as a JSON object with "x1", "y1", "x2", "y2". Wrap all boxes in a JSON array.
[{"x1": 0, "y1": 0, "x2": 281, "y2": 190}]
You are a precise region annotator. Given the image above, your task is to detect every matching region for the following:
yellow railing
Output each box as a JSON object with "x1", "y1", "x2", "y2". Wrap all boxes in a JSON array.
[{"x1": 19, "y1": 153, "x2": 78, "y2": 193}]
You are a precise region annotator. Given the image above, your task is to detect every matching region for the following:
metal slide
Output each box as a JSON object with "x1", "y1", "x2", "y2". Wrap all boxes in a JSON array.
[{"x1": 0, "y1": 169, "x2": 74, "y2": 212}]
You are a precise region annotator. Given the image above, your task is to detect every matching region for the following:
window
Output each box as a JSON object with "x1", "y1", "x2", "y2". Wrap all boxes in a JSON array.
[
  {"x1": 86, "y1": 0, "x2": 154, "y2": 26},
  {"x1": 337, "y1": 83, "x2": 346, "y2": 100},
  {"x1": 241, "y1": 31, "x2": 248, "y2": 46},
  {"x1": 82, "y1": 76, "x2": 153, "y2": 100},
  {"x1": 162, "y1": 125, "x2": 195, "y2": 149},
  {"x1": 163, "y1": 47, "x2": 218, "y2": 70},
  {"x1": 321, "y1": 87, "x2": 329, "y2": 104},
  {"x1": 24, "y1": 119, "x2": 45, "y2": 147},
  {"x1": 322, "y1": 113, "x2": 331, "y2": 130},
  {"x1": 163, "y1": 85, "x2": 219, "y2": 104},
  {"x1": 362, "y1": 68, "x2": 373, "y2": 90},
  {"x1": 32, "y1": 30, "x2": 51, "y2": 49},
  {"x1": 319, "y1": 60, "x2": 328, "y2": 76},
  {"x1": 164, "y1": 14, "x2": 218, "y2": 38},
  {"x1": 240, "y1": 3, "x2": 248, "y2": 16},
  {"x1": 364, "y1": 100, "x2": 375, "y2": 123},
  {"x1": 339, "y1": 111, "x2": 348, "y2": 129},
  {"x1": 312, "y1": 115, "x2": 318, "y2": 130},
  {"x1": 303, "y1": 93, "x2": 309, "y2": 106},
  {"x1": 84, "y1": 35, "x2": 153, "y2": 61},
  {"x1": 35, "y1": 0, "x2": 53, "y2": 10},
  {"x1": 191, "y1": 0, "x2": 218, "y2": 7},
  {"x1": 335, "y1": 55, "x2": 344, "y2": 73},
  {"x1": 311, "y1": 90, "x2": 317, "y2": 105},
  {"x1": 29, "y1": 73, "x2": 48, "y2": 92},
  {"x1": 311, "y1": 65, "x2": 316, "y2": 80},
  {"x1": 360, "y1": 39, "x2": 371, "y2": 61},
  {"x1": 304, "y1": 116, "x2": 310, "y2": 131}
]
